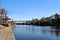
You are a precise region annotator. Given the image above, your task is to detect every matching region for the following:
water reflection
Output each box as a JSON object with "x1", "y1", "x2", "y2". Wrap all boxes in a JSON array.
[
  {"x1": 42, "y1": 26, "x2": 60, "y2": 40},
  {"x1": 51, "y1": 26, "x2": 60, "y2": 40},
  {"x1": 51, "y1": 26, "x2": 60, "y2": 36},
  {"x1": 13, "y1": 25, "x2": 60, "y2": 40}
]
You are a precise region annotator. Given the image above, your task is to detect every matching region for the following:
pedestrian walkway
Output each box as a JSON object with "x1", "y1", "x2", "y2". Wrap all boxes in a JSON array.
[{"x1": 0, "y1": 27, "x2": 15, "y2": 40}]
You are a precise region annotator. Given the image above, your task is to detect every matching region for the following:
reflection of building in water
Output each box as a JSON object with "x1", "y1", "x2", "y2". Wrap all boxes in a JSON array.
[
  {"x1": 41, "y1": 26, "x2": 60, "y2": 40},
  {"x1": 51, "y1": 26, "x2": 60, "y2": 40},
  {"x1": 55, "y1": 29, "x2": 60, "y2": 40},
  {"x1": 55, "y1": 29, "x2": 60, "y2": 36},
  {"x1": 51, "y1": 27, "x2": 60, "y2": 36}
]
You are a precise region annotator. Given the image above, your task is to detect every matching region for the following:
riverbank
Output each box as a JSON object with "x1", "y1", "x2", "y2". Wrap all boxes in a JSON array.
[{"x1": 0, "y1": 25, "x2": 15, "y2": 40}]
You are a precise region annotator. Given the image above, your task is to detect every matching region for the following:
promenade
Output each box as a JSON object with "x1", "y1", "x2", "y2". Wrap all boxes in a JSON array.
[{"x1": 0, "y1": 26, "x2": 15, "y2": 40}]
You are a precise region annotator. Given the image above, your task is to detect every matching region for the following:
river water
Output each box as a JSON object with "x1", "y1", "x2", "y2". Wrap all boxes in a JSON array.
[{"x1": 13, "y1": 25, "x2": 60, "y2": 40}]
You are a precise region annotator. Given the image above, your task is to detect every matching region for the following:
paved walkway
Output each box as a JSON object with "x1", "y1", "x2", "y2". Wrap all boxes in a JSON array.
[{"x1": 0, "y1": 27, "x2": 15, "y2": 40}]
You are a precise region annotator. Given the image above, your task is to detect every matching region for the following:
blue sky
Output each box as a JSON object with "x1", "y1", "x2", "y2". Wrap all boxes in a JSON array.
[{"x1": 1, "y1": 0, "x2": 60, "y2": 21}]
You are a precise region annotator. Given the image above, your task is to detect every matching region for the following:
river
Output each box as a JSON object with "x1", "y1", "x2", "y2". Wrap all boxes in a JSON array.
[{"x1": 12, "y1": 25, "x2": 60, "y2": 40}]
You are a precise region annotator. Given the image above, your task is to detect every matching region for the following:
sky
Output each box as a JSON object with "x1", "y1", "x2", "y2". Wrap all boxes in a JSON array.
[{"x1": 1, "y1": 0, "x2": 60, "y2": 21}]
